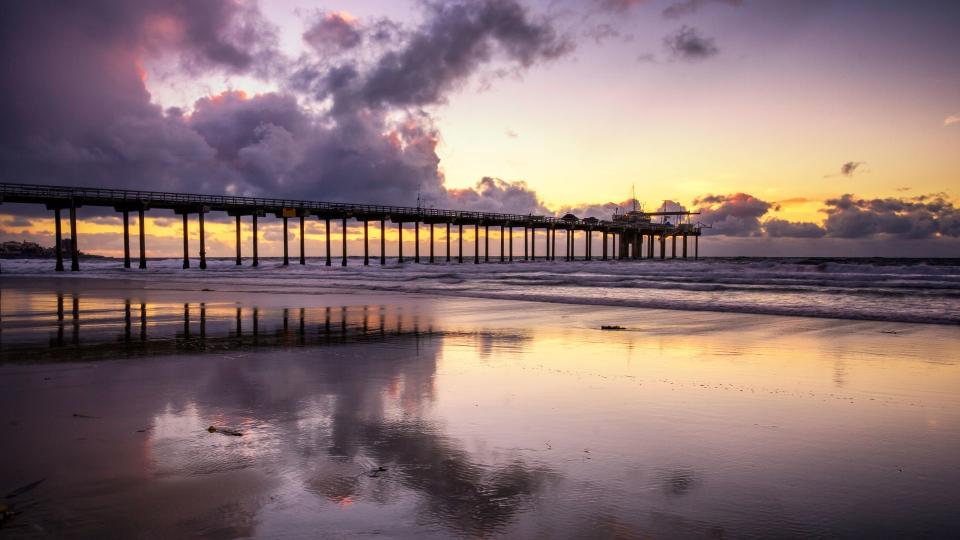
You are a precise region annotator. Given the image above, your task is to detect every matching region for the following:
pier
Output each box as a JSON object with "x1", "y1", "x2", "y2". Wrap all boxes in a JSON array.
[{"x1": 0, "y1": 182, "x2": 702, "y2": 270}]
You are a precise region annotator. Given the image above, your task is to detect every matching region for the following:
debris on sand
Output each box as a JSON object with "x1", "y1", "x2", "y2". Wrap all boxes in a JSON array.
[
  {"x1": 600, "y1": 325, "x2": 626, "y2": 331},
  {"x1": 71, "y1": 413, "x2": 99, "y2": 419},
  {"x1": 5, "y1": 479, "x2": 46, "y2": 499},
  {"x1": 207, "y1": 425, "x2": 243, "y2": 437},
  {"x1": 367, "y1": 466, "x2": 388, "y2": 478},
  {"x1": 201, "y1": 288, "x2": 215, "y2": 292},
  {"x1": 2, "y1": 478, "x2": 47, "y2": 528}
]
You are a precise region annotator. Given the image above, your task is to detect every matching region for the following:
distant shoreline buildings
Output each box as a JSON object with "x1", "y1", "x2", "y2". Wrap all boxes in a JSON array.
[{"x1": 0, "y1": 239, "x2": 98, "y2": 259}]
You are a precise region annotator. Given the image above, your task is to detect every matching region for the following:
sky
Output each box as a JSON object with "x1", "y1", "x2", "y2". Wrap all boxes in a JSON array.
[{"x1": 0, "y1": 0, "x2": 958, "y2": 257}]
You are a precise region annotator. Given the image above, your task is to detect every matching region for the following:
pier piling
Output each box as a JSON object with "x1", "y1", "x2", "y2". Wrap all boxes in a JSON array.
[
  {"x1": 235, "y1": 215, "x2": 242, "y2": 265},
  {"x1": 198, "y1": 210, "x2": 206, "y2": 269},
  {"x1": 341, "y1": 218, "x2": 347, "y2": 266},
  {"x1": 53, "y1": 207, "x2": 63, "y2": 271},
  {"x1": 122, "y1": 210, "x2": 130, "y2": 268},
  {"x1": 300, "y1": 215, "x2": 306, "y2": 265},
  {"x1": 414, "y1": 221, "x2": 420, "y2": 263},
  {"x1": 325, "y1": 218, "x2": 331, "y2": 266},
  {"x1": 364, "y1": 220, "x2": 369, "y2": 266},
  {"x1": 282, "y1": 216, "x2": 289, "y2": 266},
  {"x1": 180, "y1": 212, "x2": 189, "y2": 269},
  {"x1": 252, "y1": 214, "x2": 259, "y2": 267}
]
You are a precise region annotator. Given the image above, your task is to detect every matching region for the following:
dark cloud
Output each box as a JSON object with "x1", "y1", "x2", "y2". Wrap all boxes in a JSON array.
[
  {"x1": 662, "y1": 0, "x2": 743, "y2": 19},
  {"x1": 303, "y1": 11, "x2": 363, "y2": 53},
  {"x1": 693, "y1": 193, "x2": 772, "y2": 236},
  {"x1": 0, "y1": 0, "x2": 570, "y2": 215},
  {"x1": 821, "y1": 194, "x2": 960, "y2": 239},
  {"x1": 840, "y1": 161, "x2": 865, "y2": 177},
  {"x1": 447, "y1": 177, "x2": 549, "y2": 214},
  {"x1": 357, "y1": 0, "x2": 573, "y2": 109},
  {"x1": 583, "y1": 23, "x2": 622, "y2": 44},
  {"x1": 556, "y1": 198, "x2": 641, "y2": 220},
  {"x1": 663, "y1": 26, "x2": 719, "y2": 60},
  {"x1": 594, "y1": 0, "x2": 647, "y2": 13},
  {"x1": 763, "y1": 218, "x2": 826, "y2": 238}
]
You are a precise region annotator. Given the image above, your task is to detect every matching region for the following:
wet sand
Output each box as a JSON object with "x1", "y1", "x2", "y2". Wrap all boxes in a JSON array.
[{"x1": 1, "y1": 276, "x2": 959, "y2": 538}]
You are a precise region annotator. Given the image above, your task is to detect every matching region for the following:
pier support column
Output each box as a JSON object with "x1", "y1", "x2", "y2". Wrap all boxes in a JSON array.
[
  {"x1": 300, "y1": 215, "x2": 306, "y2": 265},
  {"x1": 695, "y1": 235, "x2": 699, "y2": 260},
  {"x1": 648, "y1": 234, "x2": 655, "y2": 258},
  {"x1": 325, "y1": 218, "x2": 331, "y2": 266},
  {"x1": 252, "y1": 214, "x2": 259, "y2": 266},
  {"x1": 282, "y1": 216, "x2": 289, "y2": 266},
  {"x1": 602, "y1": 231, "x2": 608, "y2": 261},
  {"x1": 341, "y1": 218, "x2": 348, "y2": 266},
  {"x1": 414, "y1": 221, "x2": 420, "y2": 263},
  {"x1": 660, "y1": 234, "x2": 666, "y2": 260},
  {"x1": 551, "y1": 228, "x2": 557, "y2": 261},
  {"x1": 474, "y1": 223, "x2": 480, "y2": 264},
  {"x1": 485, "y1": 225, "x2": 489, "y2": 262},
  {"x1": 531, "y1": 228, "x2": 536, "y2": 260},
  {"x1": 380, "y1": 219, "x2": 386, "y2": 265},
  {"x1": 586, "y1": 229, "x2": 592, "y2": 261},
  {"x1": 398, "y1": 222, "x2": 403, "y2": 263},
  {"x1": 429, "y1": 223, "x2": 434, "y2": 263},
  {"x1": 524, "y1": 227, "x2": 528, "y2": 260},
  {"x1": 181, "y1": 212, "x2": 189, "y2": 269},
  {"x1": 235, "y1": 215, "x2": 242, "y2": 265},
  {"x1": 565, "y1": 229, "x2": 570, "y2": 261},
  {"x1": 446, "y1": 223, "x2": 451, "y2": 262},
  {"x1": 458, "y1": 223, "x2": 463, "y2": 263},
  {"x1": 509, "y1": 227, "x2": 514, "y2": 261},
  {"x1": 682, "y1": 234, "x2": 688, "y2": 259},
  {"x1": 500, "y1": 226, "x2": 505, "y2": 263},
  {"x1": 672, "y1": 234, "x2": 677, "y2": 259},
  {"x1": 363, "y1": 220, "x2": 369, "y2": 265},
  {"x1": 198, "y1": 211, "x2": 206, "y2": 270},
  {"x1": 122, "y1": 210, "x2": 131, "y2": 268},
  {"x1": 69, "y1": 204, "x2": 80, "y2": 271},
  {"x1": 54, "y1": 207, "x2": 64, "y2": 272}
]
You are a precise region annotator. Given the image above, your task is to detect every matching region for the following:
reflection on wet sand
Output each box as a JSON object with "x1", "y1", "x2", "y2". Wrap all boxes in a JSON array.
[
  {"x1": 0, "y1": 290, "x2": 454, "y2": 362},
  {"x1": 2, "y1": 285, "x2": 960, "y2": 538},
  {"x1": 0, "y1": 288, "x2": 550, "y2": 538}
]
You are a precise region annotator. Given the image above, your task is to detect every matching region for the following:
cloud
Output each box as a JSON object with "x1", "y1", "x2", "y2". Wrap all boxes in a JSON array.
[
  {"x1": 354, "y1": 0, "x2": 573, "y2": 109},
  {"x1": 662, "y1": 0, "x2": 743, "y2": 19},
  {"x1": 663, "y1": 26, "x2": 719, "y2": 61},
  {"x1": 446, "y1": 177, "x2": 550, "y2": 214},
  {"x1": 0, "y1": 0, "x2": 571, "y2": 216},
  {"x1": 821, "y1": 194, "x2": 960, "y2": 239},
  {"x1": 840, "y1": 161, "x2": 865, "y2": 177},
  {"x1": 303, "y1": 11, "x2": 363, "y2": 53},
  {"x1": 945, "y1": 114, "x2": 960, "y2": 127},
  {"x1": 763, "y1": 218, "x2": 826, "y2": 238},
  {"x1": 594, "y1": 0, "x2": 648, "y2": 13},
  {"x1": 693, "y1": 193, "x2": 772, "y2": 236},
  {"x1": 556, "y1": 198, "x2": 641, "y2": 220}
]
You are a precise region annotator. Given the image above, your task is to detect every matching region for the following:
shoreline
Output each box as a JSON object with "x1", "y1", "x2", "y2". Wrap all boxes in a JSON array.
[{"x1": 2, "y1": 273, "x2": 958, "y2": 328}]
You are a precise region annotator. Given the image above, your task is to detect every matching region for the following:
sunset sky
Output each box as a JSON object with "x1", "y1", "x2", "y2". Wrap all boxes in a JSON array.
[{"x1": 1, "y1": 0, "x2": 958, "y2": 257}]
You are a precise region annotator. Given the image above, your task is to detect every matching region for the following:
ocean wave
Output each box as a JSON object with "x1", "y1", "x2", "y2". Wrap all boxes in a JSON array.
[{"x1": 2, "y1": 257, "x2": 957, "y2": 325}]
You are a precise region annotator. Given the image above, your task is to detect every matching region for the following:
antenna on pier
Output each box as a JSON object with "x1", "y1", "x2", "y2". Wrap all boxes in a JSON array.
[
  {"x1": 631, "y1": 184, "x2": 638, "y2": 213},
  {"x1": 416, "y1": 183, "x2": 422, "y2": 211}
]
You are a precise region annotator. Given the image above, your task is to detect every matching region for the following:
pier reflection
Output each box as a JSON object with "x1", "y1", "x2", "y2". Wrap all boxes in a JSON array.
[
  {"x1": 0, "y1": 290, "x2": 442, "y2": 362},
  {"x1": 0, "y1": 288, "x2": 553, "y2": 538}
]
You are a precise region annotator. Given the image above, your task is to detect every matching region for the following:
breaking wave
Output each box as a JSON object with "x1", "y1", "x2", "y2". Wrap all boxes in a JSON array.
[{"x1": 2, "y1": 257, "x2": 958, "y2": 325}]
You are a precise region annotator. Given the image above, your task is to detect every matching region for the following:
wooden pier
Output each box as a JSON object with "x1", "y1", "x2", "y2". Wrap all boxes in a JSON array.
[{"x1": 0, "y1": 182, "x2": 702, "y2": 270}]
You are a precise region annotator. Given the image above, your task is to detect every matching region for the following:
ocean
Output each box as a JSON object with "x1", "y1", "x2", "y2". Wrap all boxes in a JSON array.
[{"x1": 3, "y1": 257, "x2": 958, "y2": 325}]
